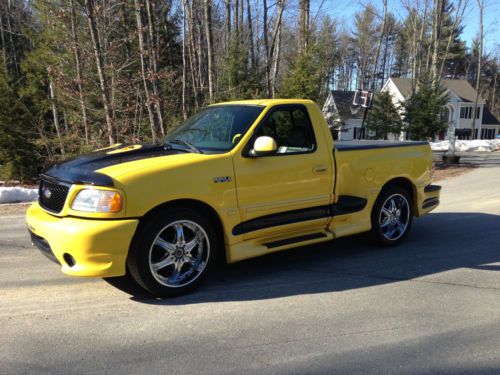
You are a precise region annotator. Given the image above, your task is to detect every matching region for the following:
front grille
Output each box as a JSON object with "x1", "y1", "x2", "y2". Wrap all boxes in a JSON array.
[{"x1": 39, "y1": 178, "x2": 70, "y2": 213}]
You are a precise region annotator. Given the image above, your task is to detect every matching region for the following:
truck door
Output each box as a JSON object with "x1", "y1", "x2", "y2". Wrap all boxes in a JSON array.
[{"x1": 232, "y1": 104, "x2": 333, "y2": 239}]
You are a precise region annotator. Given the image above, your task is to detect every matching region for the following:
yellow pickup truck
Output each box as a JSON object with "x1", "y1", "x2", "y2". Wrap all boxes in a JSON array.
[{"x1": 26, "y1": 99, "x2": 441, "y2": 296}]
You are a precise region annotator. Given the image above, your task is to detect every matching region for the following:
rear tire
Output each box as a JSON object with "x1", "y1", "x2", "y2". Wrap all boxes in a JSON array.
[
  {"x1": 127, "y1": 207, "x2": 218, "y2": 297},
  {"x1": 371, "y1": 186, "x2": 413, "y2": 246}
]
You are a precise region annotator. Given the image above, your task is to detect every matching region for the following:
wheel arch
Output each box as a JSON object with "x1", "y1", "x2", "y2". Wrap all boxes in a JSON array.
[
  {"x1": 379, "y1": 177, "x2": 417, "y2": 214},
  {"x1": 133, "y1": 199, "x2": 226, "y2": 260}
]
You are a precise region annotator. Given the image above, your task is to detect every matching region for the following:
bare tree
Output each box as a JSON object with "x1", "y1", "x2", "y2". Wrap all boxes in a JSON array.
[
  {"x1": 430, "y1": 0, "x2": 444, "y2": 88},
  {"x1": 298, "y1": 0, "x2": 310, "y2": 53},
  {"x1": 472, "y1": 0, "x2": 484, "y2": 139},
  {"x1": 84, "y1": 0, "x2": 115, "y2": 145},
  {"x1": 69, "y1": 0, "x2": 89, "y2": 145},
  {"x1": 370, "y1": 0, "x2": 388, "y2": 91},
  {"x1": 204, "y1": 0, "x2": 215, "y2": 102},
  {"x1": 145, "y1": 0, "x2": 165, "y2": 136},
  {"x1": 134, "y1": 0, "x2": 161, "y2": 142}
]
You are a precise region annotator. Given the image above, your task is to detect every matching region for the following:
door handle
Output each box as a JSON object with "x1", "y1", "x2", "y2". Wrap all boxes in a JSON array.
[{"x1": 313, "y1": 165, "x2": 328, "y2": 174}]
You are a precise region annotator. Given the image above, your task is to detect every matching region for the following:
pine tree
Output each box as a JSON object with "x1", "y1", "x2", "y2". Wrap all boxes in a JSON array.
[
  {"x1": 280, "y1": 45, "x2": 321, "y2": 101},
  {"x1": 404, "y1": 84, "x2": 447, "y2": 141},
  {"x1": 0, "y1": 75, "x2": 40, "y2": 182},
  {"x1": 366, "y1": 92, "x2": 403, "y2": 140}
]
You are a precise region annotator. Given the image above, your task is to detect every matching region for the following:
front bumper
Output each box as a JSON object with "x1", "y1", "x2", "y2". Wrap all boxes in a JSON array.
[{"x1": 26, "y1": 202, "x2": 139, "y2": 277}]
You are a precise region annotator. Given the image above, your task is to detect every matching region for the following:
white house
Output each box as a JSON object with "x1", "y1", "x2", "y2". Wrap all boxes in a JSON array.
[
  {"x1": 381, "y1": 78, "x2": 500, "y2": 140},
  {"x1": 322, "y1": 90, "x2": 366, "y2": 140}
]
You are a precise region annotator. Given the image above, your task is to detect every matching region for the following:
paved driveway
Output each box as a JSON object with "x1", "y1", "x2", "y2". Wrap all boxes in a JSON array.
[{"x1": 1, "y1": 167, "x2": 499, "y2": 374}]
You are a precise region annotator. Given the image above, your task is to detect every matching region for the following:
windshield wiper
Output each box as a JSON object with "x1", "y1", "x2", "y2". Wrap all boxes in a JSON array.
[{"x1": 166, "y1": 139, "x2": 203, "y2": 154}]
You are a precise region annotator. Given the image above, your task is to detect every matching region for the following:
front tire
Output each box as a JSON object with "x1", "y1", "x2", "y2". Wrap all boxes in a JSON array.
[
  {"x1": 371, "y1": 186, "x2": 413, "y2": 246},
  {"x1": 127, "y1": 207, "x2": 218, "y2": 297}
]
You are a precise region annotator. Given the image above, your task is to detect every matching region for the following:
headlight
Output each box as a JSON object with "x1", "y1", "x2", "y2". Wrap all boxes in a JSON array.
[{"x1": 71, "y1": 189, "x2": 123, "y2": 213}]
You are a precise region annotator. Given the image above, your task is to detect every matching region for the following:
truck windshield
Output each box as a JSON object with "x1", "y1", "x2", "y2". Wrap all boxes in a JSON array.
[{"x1": 164, "y1": 105, "x2": 264, "y2": 153}]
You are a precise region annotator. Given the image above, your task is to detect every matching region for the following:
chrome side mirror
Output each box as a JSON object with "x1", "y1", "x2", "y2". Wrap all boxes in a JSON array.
[{"x1": 249, "y1": 136, "x2": 277, "y2": 157}]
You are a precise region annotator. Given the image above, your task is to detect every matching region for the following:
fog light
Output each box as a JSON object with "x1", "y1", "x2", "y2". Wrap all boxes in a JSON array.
[{"x1": 63, "y1": 253, "x2": 76, "y2": 267}]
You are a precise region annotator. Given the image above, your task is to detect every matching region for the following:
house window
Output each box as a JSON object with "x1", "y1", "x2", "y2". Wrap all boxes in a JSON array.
[
  {"x1": 481, "y1": 128, "x2": 496, "y2": 139},
  {"x1": 460, "y1": 106, "x2": 476, "y2": 119}
]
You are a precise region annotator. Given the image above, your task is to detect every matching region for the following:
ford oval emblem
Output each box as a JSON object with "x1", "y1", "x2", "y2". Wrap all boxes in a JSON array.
[{"x1": 44, "y1": 188, "x2": 52, "y2": 199}]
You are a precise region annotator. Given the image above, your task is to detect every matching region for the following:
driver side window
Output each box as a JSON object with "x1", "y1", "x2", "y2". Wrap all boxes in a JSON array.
[{"x1": 256, "y1": 106, "x2": 316, "y2": 154}]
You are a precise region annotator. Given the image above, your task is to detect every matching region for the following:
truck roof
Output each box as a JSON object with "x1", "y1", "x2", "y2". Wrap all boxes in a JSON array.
[{"x1": 211, "y1": 99, "x2": 316, "y2": 107}]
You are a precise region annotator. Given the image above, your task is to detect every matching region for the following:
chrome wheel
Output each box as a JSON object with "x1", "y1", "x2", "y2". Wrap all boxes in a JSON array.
[
  {"x1": 378, "y1": 193, "x2": 410, "y2": 241},
  {"x1": 149, "y1": 220, "x2": 210, "y2": 288}
]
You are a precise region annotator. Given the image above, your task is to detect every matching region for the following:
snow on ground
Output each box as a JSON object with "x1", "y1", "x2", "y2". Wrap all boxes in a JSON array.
[
  {"x1": 0, "y1": 187, "x2": 38, "y2": 204},
  {"x1": 431, "y1": 139, "x2": 500, "y2": 152}
]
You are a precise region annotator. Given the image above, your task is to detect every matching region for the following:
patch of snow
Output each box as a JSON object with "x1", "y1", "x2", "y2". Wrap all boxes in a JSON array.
[
  {"x1": 0, "y1": 187, "x2": 38, "y2": 204},
  {"x1": 430, "y1": 139, "x2": 500, "y2": 152}
]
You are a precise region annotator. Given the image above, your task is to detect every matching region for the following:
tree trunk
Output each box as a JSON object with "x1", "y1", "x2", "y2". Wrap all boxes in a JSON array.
[
  {"x1": 472, "y1": 0, "x2": 483, "y2": 139},
  {"x1": 416, "y1": 0, "x2": 429, "y2": 88},
  {"x1": 298, "y1": 0, "x2": 310, "y2": 53},
  {"x1": 263, "y1": 0, "x2": 269, "y2": 96},
  {"x1": 246, "y1": 0, "x2": 255, "y2": 69},
  {"x1": 204, "y1": 0, "x2": 215, "y2": 102},
  {"x1": 183, "y1": 0, "x2": 200, "y2": 108},
  {"x1": 134, "y1": 0, "x2": 161, "y2": 142},
  {"x1": 5, "y1": 0, "x2": 19, "y2": 77},
  {"x1": 431, "y1": 0, "x2": 444, "y2": 89},
  {"x1": 48, "y1": 79, "x2": 65, "y2": 156},
  {"x1": 145, "y1": 0, "x2": 165, "y2": 136},
  {"x1": 84, "y1": 0, "x2": 115, "y2": 145},
  {"x1": 69, "y1": 0, "x2": 89, "y2": 145},
  {"x1": 370, "y1": 0, "x2": 387, "y2": 91},
  {"x1": 0, "y1": 11, "x2": 8, "y2": 78},
  {"x1": 270, "y1": 25, "x2": 281, "y2": 98},
  {"x1": 265, "y1": 0, "x2": 285, "y2": 97},
  {"x1": 225, "y1": 0, "x2": 231, "y2": 52},
  {"x1": 182, "y1": 7, "x2": 187, "y2": 120}
]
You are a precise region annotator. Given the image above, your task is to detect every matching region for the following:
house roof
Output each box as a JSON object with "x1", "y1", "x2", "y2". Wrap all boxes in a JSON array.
[
  {"x1": 442, "y1": 80, "x2": 485, "y2": 103},
  {"x1": 482, "y1": 106, "x2": 500, "y2": 125},
  {"x1": 388, "y1": 78, "x2": 485, "y2": 104},
  {"x1": 324, "y1": 91, "x2": 365, "y2": 119},
  {"x1": 328, "y1": 90, "x2": 356, "y2": 107},
  {"x1": 389, "y1": 78, "x2": 412, "y2": 98}
]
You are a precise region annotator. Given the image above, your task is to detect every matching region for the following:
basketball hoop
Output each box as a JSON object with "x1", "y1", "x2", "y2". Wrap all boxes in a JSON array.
[{"x1": 353, "y1": 89, "x2": 373, "y2": 109}]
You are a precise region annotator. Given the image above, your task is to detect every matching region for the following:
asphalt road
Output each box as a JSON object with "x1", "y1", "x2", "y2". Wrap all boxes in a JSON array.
[{"x1": 1, "y1": 167, "x2": 500, "y2": 375}]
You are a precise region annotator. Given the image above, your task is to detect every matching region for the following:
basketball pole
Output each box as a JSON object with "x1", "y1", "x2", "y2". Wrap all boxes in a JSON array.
[{"x1": 360, "y1": 106, "x2": 369, "y2": 140}]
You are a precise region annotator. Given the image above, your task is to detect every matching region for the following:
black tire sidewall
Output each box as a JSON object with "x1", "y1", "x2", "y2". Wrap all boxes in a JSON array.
[
  {"x1": 371, "y1": 186, "x2": 413, "y2": 246},
  {"x1": 127, "y1": 207, "x2": 218, "y2": 297}
]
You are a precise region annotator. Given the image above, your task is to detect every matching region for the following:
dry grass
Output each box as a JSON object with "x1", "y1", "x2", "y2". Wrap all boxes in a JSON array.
[
  {"x1": 0, "y1": 202, "x2": 32, "y2": 216},
  {"x1": 432, "y1": 162, "x2": 477, "y2": 181}
]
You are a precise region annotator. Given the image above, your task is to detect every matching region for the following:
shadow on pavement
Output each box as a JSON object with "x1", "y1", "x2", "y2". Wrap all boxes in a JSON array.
[{"x1": 105, "y1": 212, "x2": 500, "y2": 304}]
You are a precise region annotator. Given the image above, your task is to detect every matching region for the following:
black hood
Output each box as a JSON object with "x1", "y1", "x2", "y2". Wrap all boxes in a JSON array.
[{"x1": 42, "y1": 144, "x2": 178, "y2": 187}]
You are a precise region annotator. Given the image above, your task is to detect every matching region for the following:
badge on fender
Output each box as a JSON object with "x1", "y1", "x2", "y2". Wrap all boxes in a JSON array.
[{"x1": 213, "y1": 176, "x2": 232, "y2": 183}]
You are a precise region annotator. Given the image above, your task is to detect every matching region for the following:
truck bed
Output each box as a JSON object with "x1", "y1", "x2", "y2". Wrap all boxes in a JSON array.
[{"x1": 334, "y1": 140, "x2": 428, "y2": 151}]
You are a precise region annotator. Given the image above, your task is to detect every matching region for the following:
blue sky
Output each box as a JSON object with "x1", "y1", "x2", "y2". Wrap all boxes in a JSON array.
[{"x1": 309, "y1": 0, "x2": 499, "y2": 56}]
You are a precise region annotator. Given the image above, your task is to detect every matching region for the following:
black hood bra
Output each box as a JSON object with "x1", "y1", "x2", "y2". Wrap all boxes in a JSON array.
[{"x1": 42, "y1": 144, "x2": 178, "y2": 187}]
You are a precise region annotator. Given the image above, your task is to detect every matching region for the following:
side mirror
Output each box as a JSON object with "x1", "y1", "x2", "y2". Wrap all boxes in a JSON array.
[{"x1": 249, "y1": 136, "x2": 277, "y2": 157}]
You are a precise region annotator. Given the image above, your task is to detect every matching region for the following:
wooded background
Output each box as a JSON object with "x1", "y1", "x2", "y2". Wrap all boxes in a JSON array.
[{"x1": 0, "y1": 0, "x2": 498, "y2": 181}]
